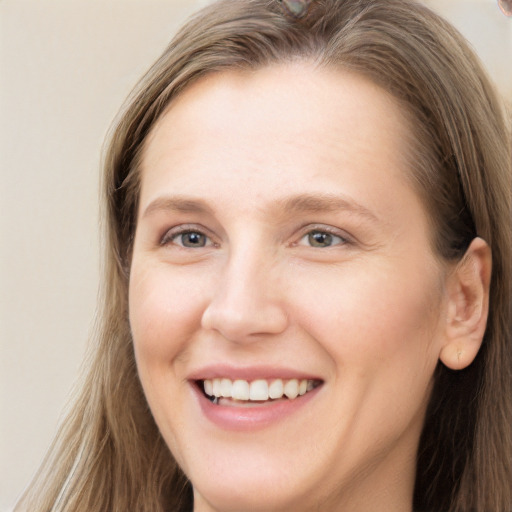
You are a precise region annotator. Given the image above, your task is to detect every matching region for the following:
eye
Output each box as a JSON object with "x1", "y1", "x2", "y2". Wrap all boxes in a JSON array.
[
  {"x1": 177, "y1": 231, "x2": 209, "y2": 248},
  {"x1": 299, "y1": 229, "x2": 347, "y2": 248},
  {"x1": 161, "y1": 228, "x2": 213, "y2": 248}
]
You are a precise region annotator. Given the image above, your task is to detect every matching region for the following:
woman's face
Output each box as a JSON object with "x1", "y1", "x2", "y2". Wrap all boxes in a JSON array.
[{"x1": 129, "y1": 64, "x2": 451, "y2": 512}]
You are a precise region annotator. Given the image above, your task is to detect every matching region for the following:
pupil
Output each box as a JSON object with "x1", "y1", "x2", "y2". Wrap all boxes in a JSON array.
[
  {"x1": 309, "y1": 231, "x2": 332, "y2": 247},
  {"x1": 183, "y1": 232, "x2": 205, "y2": 247}
]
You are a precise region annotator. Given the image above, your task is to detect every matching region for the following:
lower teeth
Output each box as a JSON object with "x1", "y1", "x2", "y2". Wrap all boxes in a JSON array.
[{"x1": 209, "y1": 395, "x2": 289, "y2": 405}]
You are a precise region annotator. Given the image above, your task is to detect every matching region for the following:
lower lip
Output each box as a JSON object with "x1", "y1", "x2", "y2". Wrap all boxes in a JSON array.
[{"x1": 192, "y1": 383, "x2": 322, "y2": 431}]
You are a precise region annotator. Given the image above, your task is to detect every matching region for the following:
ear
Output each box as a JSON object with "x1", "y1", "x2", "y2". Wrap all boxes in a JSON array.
[{"x1": 439, "y1": 237, "x2": 492, "y2": 370}]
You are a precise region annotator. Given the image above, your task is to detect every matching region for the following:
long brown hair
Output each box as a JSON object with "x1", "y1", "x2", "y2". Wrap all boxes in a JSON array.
[{"x1": 16, "y1": 1, "x2": 511, "y2": 511}]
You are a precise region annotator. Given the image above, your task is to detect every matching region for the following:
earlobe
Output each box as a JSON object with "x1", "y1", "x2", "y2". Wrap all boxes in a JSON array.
[{"x1": 439, "y1": 237, "x2": 492, "y2": 371}]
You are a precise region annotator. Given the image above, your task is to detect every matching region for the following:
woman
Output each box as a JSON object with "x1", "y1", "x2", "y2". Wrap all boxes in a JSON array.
[{"x1": 15, "y1": 0, "x2": 511, "y2": 511}]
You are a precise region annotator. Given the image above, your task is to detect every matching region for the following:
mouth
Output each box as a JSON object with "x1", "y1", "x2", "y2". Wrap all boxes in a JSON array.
[
  {"x1": 197, "y1": 377, "x2": 323, "y2": 407},
  {"x1": 191, "y1": 372, "x2": 324, "y2": 430}
]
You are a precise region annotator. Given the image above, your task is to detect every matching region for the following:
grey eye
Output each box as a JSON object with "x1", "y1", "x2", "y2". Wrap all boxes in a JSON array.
[
  {"x1": 309, "y1": 231, "x2": 333, "y2": 247},
  {"x1": 300, "y1": 230, "x2": 345, "y2": 248},
  {"x1": 176, "y1": 231, "x2": 208, "y2": 248}
]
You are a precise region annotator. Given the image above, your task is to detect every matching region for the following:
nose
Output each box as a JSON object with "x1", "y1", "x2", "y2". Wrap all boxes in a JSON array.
[{"x1": 201, "y1": 247, "x2": 289, "y2": 343}]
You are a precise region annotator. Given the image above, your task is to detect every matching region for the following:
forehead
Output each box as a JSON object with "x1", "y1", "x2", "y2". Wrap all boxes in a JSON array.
[
  {"x1": 144, "y1": 62, "x2": 413, "y2": 163},
  {"x1": 139, "y1": 63, "x2": 420, "y2": 226}
]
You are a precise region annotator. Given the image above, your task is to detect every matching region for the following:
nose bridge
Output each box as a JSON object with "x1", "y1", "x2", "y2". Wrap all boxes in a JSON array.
[{"x1": 201, "y1": 239, "x2": 288, "y2": 342}]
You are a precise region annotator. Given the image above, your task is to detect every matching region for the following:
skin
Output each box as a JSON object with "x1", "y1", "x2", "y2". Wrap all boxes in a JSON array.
[{"x1": 128, "y1": 63, "x2": 463, "y2": 512}]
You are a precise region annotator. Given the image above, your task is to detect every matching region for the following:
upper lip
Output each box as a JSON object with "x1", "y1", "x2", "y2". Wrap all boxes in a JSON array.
[{"x1": 187, "y1": 364, "x2": 323, "y2": 382}]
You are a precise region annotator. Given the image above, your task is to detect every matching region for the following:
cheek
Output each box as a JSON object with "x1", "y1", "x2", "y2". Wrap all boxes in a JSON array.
[
  {"x1": 128, "y1": 263, "x2": 214, "y2": 451},
  {"x1": 286, "y1": 259, "x2": 444, "y2": 371},
  {"x1": 128, "y1": 263, "x2": 210, "y2": 367}
]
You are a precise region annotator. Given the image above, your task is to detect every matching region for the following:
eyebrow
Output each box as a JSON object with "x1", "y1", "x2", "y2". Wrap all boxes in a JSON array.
[
  {"x1": 276, "y1": 193, "x2": 379, "y2": 222},
  {"x1": 142, "y1": 196, "x2": 214, "y2": 219},
  {"x1": 141, "y1": 193, "x2": 379, "y2": 222}
]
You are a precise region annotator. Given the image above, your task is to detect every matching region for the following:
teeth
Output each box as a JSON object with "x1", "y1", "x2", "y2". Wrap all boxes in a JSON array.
[
  {"x1": 203, "y1": 377, "x2": 317, "y2": 402},
  {"x1": 220, "y1": 378, "x2": 232, "y2": 398},
  {"x1": 284, "y1": 379, "x2": 299, "y2": 399},
  {"x1": 268, "y1": 379, "x2": 284, "y2": 399},
  {"x1": 249, "y1": 379, "x2": 269, "y2": 401},
  {"x1": 232, "y1": 380, "x2": 250, "y2": 400},
  {"x1": 212, "y1": 378, "x2": 221, "y2": 397}
]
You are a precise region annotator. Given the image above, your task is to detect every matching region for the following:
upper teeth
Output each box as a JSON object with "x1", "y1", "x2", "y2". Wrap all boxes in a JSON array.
[{"x1": 203, "y1": 378, "x2": 316, "y2": 401}]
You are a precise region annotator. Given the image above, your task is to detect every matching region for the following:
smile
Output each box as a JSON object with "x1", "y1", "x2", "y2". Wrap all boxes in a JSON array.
[
  {"x1": 189, "y1": 367, "x2": 324, "y2": 430},
  {"x1": 202, "y1": 378, "x2": 320, "y2": 403}
]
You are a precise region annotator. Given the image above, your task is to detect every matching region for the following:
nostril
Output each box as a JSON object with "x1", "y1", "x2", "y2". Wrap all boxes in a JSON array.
[
  {"x1": 201, "y1": 301, "x2": 289, "y2": 342},
  {"x1": 200, "y1": 268, "x2": 289, "y2": 341}
]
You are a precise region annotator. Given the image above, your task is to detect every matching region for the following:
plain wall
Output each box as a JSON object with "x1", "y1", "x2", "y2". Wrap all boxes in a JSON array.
[
  {"x1": 0, "y1": 1, "x2": 510, "y2": 510},
  {"x1": 0, "y1": 1, "x2": 206, "y2": 509}
]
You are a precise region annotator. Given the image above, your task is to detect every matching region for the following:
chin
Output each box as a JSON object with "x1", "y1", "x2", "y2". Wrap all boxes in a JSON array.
[
  {"x1": 192, "y1": 480, "x2": 307, "y2": 512},
  {"x1": 180, "y1": 444, "x2": 318, "y2": 512}
]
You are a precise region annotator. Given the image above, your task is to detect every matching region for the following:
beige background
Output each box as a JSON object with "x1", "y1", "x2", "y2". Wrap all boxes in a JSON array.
[{"x1": 0, "y1": 1, "x2": 510, "y2": 510}]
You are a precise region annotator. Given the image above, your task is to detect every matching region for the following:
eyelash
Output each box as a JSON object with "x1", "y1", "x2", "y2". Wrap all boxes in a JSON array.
[
  {"x1": 160, "y1": 225, "x2": 215, "y2": 248},
  {"x1": 296, "y1": 225, "x2": 350, "y2": 248},
  {"x1": 159, "y1": 225, "x2": 351, "y2": 249}
]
